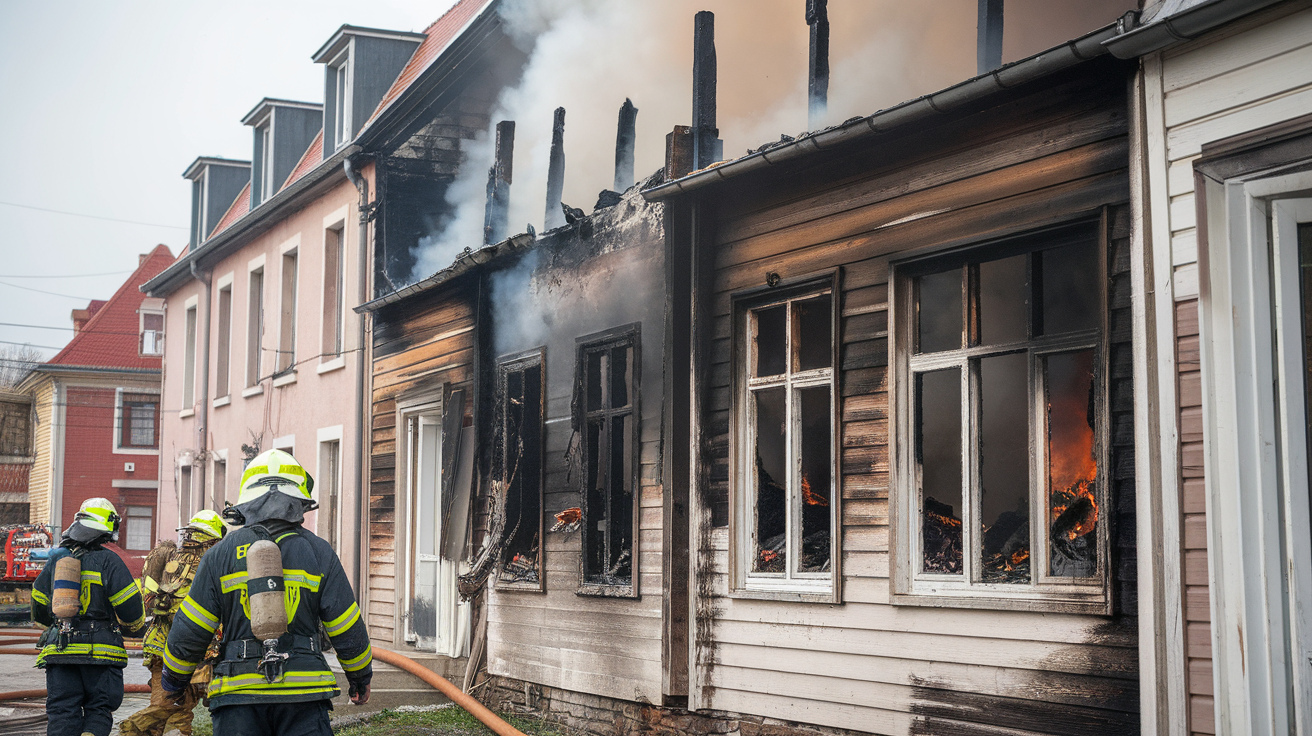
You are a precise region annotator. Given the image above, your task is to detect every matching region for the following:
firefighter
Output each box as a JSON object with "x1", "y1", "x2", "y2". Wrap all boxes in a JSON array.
[
  {"x1": 119, "y1": 509, "x2": 227, "y2": 736},
  {"x1": 161, "y1": 449, "x2": 371, "y2": 735},
  {"x1": 31, "y1": 497, "x2": 147, "y2": 736}
]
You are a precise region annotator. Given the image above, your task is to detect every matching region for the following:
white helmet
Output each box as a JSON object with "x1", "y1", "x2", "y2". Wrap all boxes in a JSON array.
[{"x1": 74, "y1": 498, "x2": 120, "y2": 534}]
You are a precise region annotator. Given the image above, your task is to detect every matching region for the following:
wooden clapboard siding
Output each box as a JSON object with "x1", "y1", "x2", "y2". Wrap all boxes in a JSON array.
[
  {"x1": 691, "y1": 57, "x2": 1137, "y2": 735},
  {"x1": 1151, "y1": 5, "x2": 1312, "y2": 732},
  {"x1": 26, "y1": 380, "x2": 54, "y2": 525},
  {"x1": 367, "y1": 281, "x2": 478, "y2": 645}
]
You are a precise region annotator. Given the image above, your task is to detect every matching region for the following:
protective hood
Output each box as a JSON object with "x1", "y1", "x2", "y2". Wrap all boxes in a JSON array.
[
  {"x1": 62, "y1": 520, "x2": 114, "y2": 547},
  {"x1": 225, "y1": 489, "x2": 314, "y2": 528}
]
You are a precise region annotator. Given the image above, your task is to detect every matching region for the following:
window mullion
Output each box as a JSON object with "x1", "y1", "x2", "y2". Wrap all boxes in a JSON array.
[
  {"x1": 966, "y1": 359, "x2": 981, "y2": 585},
  {"x1": 1029, "y1": 348, "x2": 1048, "y2": 586},
  {"x1": 785, "y1": 299, "x2": 797, "y2": 582}
]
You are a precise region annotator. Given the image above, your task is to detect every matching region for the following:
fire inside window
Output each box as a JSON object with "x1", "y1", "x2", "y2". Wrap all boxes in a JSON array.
[
  {"x1": 497, "y1": 351, "x2": 545, "y2": 589},
  {"x1": 742, "y1": 289, "x2": 835, "y2": 586},
  {"x1": 908, "y1": 232, "x2": 1103, "y2": 588},
  {"x1": 122, "y1": 394, "x2": 159, "y2": 449},
  {"x1": 576, "y1": 327, "x2": 639, "y2": 593}
]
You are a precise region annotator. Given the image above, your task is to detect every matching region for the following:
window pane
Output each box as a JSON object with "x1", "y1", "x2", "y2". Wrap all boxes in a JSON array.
[
  {"x1": 586, "y1": 350, "x2": 606, "y2": 411},
  {"x1": 979, "y1": 353, "x2": 1030, "y2": 584},
  {"x1": 1046, "y1": 350, "x2": 1098, "y2": 577},
  {"x1": 754, "y1": 306, "x2": 786, "y2": 377},
  {"x1": 1040, "y1": 244, "x2": 1100, "y2": 335},
  {"x1": 917, "y1": 269, "x2": 962, "y2": 353},
  {"x1": 798, "y1": 386, "x2": 831, "y2": 573},
  {"x1": 794, "y1": 295, "x2": 832, "y2": 372},
  {"x1": 979, "y1": 255, "x2": 1029, "y2": 345},
  {"x1": 502, "y1": 364, "x2": 543, "y2": 584},
  {"x1": 607, "y1": 412, "x2": 633, "y2": 582},
  {"x1": 610, "y1": 345, "x2": 631, "y2": 409},
  {"x1": 583, "y1": 418, "x2": 608, "y2": 579},
  {"x1": 129, "y1": 402, "x2": 157, "y2": 447},
  {"x1": 752, "y1": 387, "x2": 787, "y2": 573},
  {"x1": 917, "y1": 368, "x2": 962, "y2": 574}
]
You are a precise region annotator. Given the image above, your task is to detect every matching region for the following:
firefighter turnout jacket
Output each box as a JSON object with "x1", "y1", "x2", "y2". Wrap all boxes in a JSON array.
[
  {"x1": 31, "y1": 545, "x2": 146, "y2": 668},
  {"x1": 140, "y1": 539, "x2": 207, "y2": 665},
  {"x1": 162, "y1": 524, "x2": 372, "y2": 708}
]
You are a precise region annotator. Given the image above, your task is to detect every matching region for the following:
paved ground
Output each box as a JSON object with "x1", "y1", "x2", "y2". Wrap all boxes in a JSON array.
[{"x1": 0, "y1": 645, "x2": 153, "y2": 734}]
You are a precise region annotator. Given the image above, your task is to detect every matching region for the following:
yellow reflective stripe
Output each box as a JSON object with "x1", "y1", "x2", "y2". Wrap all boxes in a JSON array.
[
  {"x1": 37, "y1": 642, "x2": 128, "y2": 664},
  {"x1": 283, "y1": 570, "x2": 321, "y2": 591},
  {"x1": 275, "y1": 532, "x2": 297, "y2": 543},
  {"x1": 324, "y1": 603, "x2": 360, "y2": 637},
  {"x1": 179, "y1": 596, "x2": 218, "y2": 633},
  {"x1": 208, "y1": 670, "x2": 338, "y2": 697},
  {"x1": 163, "y1": 645, "x2": 197, "y2": 675},
  {"x1": 110, "y1": 581, "x2": 140, "y2": 607},
  {"x1": 220, "y1": 572, "x2": 247, "y2": 593},
  {"x1": 339, "y1": 644, "x2": 372, "y2": 672},
  {"x1": 81, "y1": 570, "x2": 102, "y2": 584},
  {"x1": 239, "y1": 465, "x2": 269, "y2": 486},
  {"x1": 31, "y1": 589, "x2": 49, "y2": 605}
]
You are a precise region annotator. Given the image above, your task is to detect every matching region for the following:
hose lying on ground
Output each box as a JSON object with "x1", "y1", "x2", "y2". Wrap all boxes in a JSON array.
[
  {"x1": 372, "y1": 648, "x2": 526, "y2": 736},
  {"x1": 0, "y1": 684, "x2": 151, "y2": 701}
]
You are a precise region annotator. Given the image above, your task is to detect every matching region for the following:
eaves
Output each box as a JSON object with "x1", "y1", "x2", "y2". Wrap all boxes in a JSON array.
[
  {"x1": 1103, "y1": 0, "x2": 1288, "y2": 59},
  {"x1": 643, "y1": 24, "x2": 1120, "y2": 202},
  {"x1": 142, "y1": 144, "x2": 362, "y2": 297},
  {"x1": 356, "y1": 232, "x2": 534, "y2": 313}
]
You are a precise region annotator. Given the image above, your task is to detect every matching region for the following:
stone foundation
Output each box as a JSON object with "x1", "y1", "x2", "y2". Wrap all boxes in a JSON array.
[{"x1": 482, "y1": 676, "x2": 871, "y2": 736}]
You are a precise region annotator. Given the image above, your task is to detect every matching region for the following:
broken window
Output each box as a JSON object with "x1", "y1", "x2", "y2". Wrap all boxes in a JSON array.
[
  {"x1": 898, "y1": 226, "x2": 1107, "y2": 607},
  {"x1": 738, "y1": 286, "x2": 836, "y2": 594},
  {"x1": 576, "y1": 327, "x2": 639, "y2": 595},
  {"x1": 496, "y1": 350, "x2": 545, "y2": 590}
]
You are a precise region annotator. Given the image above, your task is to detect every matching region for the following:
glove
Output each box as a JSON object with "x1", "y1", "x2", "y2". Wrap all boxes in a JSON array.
[
  {"x1": 160, "y1": 667, "x2": 190, "y2": 704},
  {"x1": 347, "y1": 673, "x2": 371, "y2": 705}
]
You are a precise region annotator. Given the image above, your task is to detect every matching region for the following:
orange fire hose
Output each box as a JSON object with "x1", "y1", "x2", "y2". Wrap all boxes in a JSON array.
[
  {"x1": 0, "y1": 684, "x2": 151, "y2": 701},
  {"x1": 371, "y1": 648, "x2": 526, "y2": 736}
]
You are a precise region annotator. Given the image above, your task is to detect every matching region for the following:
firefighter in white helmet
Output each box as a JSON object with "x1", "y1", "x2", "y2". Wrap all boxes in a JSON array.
[
  {"x1": 120, "y1": 509, "x2": 227, "y2": 736},
  {"x1": 161, "y1": 449, "x2": 371, "y2": 735},
  {"x1": 31, "y1": 498, "x2": 147, "y2": 736}
]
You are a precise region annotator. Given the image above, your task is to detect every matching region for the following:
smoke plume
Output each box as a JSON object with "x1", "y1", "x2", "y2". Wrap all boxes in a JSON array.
[{"x1": 408, "y1": 0, "x2": 1135, "y2": 284}]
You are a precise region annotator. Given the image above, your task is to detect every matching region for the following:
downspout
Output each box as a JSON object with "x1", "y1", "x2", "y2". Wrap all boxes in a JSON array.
[
  {"x1": 344, "y1": 155, "x2": 371, "y2": 594},
  {"x1": 189, "y1": 261, "x2": 212, "y2": 517}
]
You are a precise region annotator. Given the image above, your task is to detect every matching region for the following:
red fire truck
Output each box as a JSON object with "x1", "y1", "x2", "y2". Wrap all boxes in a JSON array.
[{"x1": 1, "y1": 524, "x2": 56, "y2": 586}]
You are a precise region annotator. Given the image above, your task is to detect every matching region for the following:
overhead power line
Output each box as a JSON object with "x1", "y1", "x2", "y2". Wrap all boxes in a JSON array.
[
  {"x1": 0, "y1": 270, "x2": 132, "y2": 279},
  {"x1": 0, "y1": 200, "x2": 186, "y2": 230},
  {"x1": 0, "y1": 339, "x2": 63, "y2": 351},
  {"x1": 0, "y1": 280, "x2": 97, "y2": 300},
  {"x1": 0, "y1": 321, "x2": 145, "y2": 337}
]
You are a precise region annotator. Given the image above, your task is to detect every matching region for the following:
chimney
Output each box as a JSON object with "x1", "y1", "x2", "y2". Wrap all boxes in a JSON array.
[
  {"x1": 614, "y1": 99, "x2": 638, "y2": 192},
  {"x1": 665, "y1": 125, "x2": 695, "y2": 180},
  {"x1": 691, "y1": 11, "x2": 722, "y2": 170},
  {"x1": 139, "y1": 253, "x2": 149, "y2": 266},
  {"x1": 977, "y1": 0, "x2": 1003, "y2": 75},
  {"x1": 807, "y1": 0, "x2": 830, "y2": 129},
  {"x1": 484, "y1": 120, "x2": 515, "y2": 245},
  {"x1": 544, "y1": 107, "x2": 567, "y2": 230}
]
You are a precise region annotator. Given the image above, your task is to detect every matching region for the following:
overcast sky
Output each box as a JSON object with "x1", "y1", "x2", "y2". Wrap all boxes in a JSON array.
[{"x1": 0, "y1": 1, "x2": 457, "y2": 360}]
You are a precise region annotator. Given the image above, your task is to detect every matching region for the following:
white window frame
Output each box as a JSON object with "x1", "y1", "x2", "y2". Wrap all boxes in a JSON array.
[
  {"x1": 731, "y1": 278, "x2": 839, "y2": 602},
  {"x1": 330, "y1": 47, "x2": 353, "y2": 150},
  {"x1": 320, "y1": 206, "x2": 349, "y2": 372},
  {"x1": 245, "y1": 254, "x2": 266, "y2": 392},
  {"x1": 889, "y1": 225, "x2": 1112, "y2": 614},
  {"x1": 258, "y1": 116, "x2": 275, "y2": 203},
  {"x1": 275, "y1": 236, "x2": 300, "y2": 384},
  {"x1": 112, "y1": 387, "x2": 161, "y2": 456},
  {"x1": 214, "y1": 271, "x2": 234, "y2": 404},
  {"x1": 316, "y1": 425, "x2": 343, "y2": 550},
  {"x1": 212, "y1": 448, "x2": 231, "y2": 509},
  {"x1": 273, "y1": 434, "x2": 295, "y2": 455},
  {"x1": 180, "y1": 295, "x2": 199, "y2": 418},
  {"x1": 139, "y1": 305, "x2": 165, "y2": 357},
  {"x1": 123, "y1": 505, "x2": 155, "y2": 551}
]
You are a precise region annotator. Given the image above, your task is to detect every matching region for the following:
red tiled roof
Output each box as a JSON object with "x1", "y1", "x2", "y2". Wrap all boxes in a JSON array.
[
  {"x1": 363, "y1": 0, "x2": 495, "y2": 129},
  {"x1": 84, "y1": 301, "x2": 108, "y2": 319},
  {"x1": 279, "y1": 130, "x2": 324, "y2": 193},
  {"x1": 209, "y1": 182, "x2": 251, "y2": 239},
  {"x1": 46, "y1": 244, "x2": 174, "y2": 370}
]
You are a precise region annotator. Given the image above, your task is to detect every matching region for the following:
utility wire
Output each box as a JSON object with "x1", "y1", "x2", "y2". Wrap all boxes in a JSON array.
[
  {"x1": 0, "y1": 270, "x2": 132, "y2": 279},
  {"x1": 0, "y1": 339, "x2": 63, "y2": 351},
  {"x1": 0, "y1": 321, "x2": 146, "y2": 337},
  {"x1": 0, "y1": 280, "x2": 98, "y2": 300},
  {"x1": 0, "y1": 200, "x2": 187, "y2": 230}
]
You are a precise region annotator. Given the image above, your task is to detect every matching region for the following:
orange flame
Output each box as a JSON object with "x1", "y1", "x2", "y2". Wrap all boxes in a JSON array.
[
  {"x1": 801, "y1": 475, "x2": 828, "y2": 507},
  {"x1": 1010, "y1": 549, "x2": 1030, "y2": 566}
]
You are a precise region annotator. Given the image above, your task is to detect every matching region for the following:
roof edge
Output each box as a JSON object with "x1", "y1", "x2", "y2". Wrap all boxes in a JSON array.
[
  {"x1": 241, "y1": 98, "x2": 324, "y2": 126},
  {"x1": 312, "y1": 24, "x2": 427, "y2": 63},
  {"x1": 356, "y1": 231, "x2": 535, "y2": 313},
  {"x1": 182, "y1": 156, "x2": 251, "y2": 180},
  {"x1": 1104, "y1": 0, "x2": 1287, "y2": 58},
  {"x1": 643, "y1": 23, "x2": 1119, "y2": 202}
]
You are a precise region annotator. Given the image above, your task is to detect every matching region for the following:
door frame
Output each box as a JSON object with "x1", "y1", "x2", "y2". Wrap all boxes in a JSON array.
[{"x1": 394, "y1": 389, "x2": 443, "y2": 649}]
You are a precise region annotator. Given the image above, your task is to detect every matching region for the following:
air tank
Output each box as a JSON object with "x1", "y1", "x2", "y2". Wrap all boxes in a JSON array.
[
  {"x1": 51, "y1": 555, "x2": 81, "y2": 619},
  {"x1": 246, "y1": 540, "x2": 287, "y2": 641}
]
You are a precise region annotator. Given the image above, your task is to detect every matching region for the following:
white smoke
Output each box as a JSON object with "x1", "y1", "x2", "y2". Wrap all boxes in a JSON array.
[{"x1": 407, "y1": 0, "x2": 1136, "y2": 284}]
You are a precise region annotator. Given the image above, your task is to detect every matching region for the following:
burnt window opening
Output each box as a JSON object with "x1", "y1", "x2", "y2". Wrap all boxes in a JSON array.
[
  {"x1": 737, "y1": 284, "x2": 837, "y2": 594},
  {"x1": 576, "y1": 326, "x2": 640, "y2": 595},
  {"x1": 900, "y1": 223, "x2": 1107, "y2": 605},
  {"x1": 496, "y1": 351, "x2": 545, "y2": 591}
]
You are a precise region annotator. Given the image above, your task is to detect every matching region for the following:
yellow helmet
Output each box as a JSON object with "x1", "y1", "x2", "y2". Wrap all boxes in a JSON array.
[
  {"x1": 238, "y1": 449, "x2": 314, "y2": 504},
  {"x1": 183, "y1": 509, "x2": 227, "y2": 540},
  {"x1": 74, "y1": 498, "x2": 120, "y2": 534}
]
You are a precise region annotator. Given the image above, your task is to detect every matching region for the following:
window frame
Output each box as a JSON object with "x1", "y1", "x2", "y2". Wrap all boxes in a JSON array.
[
  {"x1": 730, "y1": 272, "x2": 841, "y2": 603},
  {"x1": 246, "y1": 257, "x2": 266, "y2": 390},
  {"x1": 276, "y1": 241, "x2": 299, "y2": 378},
  {"x1": 321, "y1": 217, "x2": 347, "y2": 365},
  {"x1": 122, "y1": 505, "x2": 154, "y2": 551},
  {"x1": 214, "y1": 274, "x2": 233, "y2": 401},
  {"x1": 574, "y1": 324, "x2": 641, "y2": 599},
  {"x1": 182, "y1": 300, "x2": 198, "y2": 412},
  {"x1": 494, "y1": 348, "x2": 547, "y2": 593},
  {"x1": 890, "y1": 222, "x2": 1113, "y2": 614},
  {"x1": 139, "y1": 307, "x2": 165, "y2": 357},
  {"x1": 113, "y1": 387, "x2": 161, "y2": 455}
]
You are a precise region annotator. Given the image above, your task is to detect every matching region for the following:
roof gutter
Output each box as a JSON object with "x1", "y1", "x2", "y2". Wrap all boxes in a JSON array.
[
  {"x1": 143, "y1": 144, "x2": 363, "y2": 298},
  {"x1": 642, "y1": 24, "x2": 1118, "y2": 202},
  {"x1": 1103, "y1": 0, "x2": 1287, "y2": 59},
  {"x1": 355, "y1": 232, "x2": 535, "y2": 313}
]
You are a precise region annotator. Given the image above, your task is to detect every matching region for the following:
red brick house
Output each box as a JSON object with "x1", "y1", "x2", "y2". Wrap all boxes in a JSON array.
[{"x1": 19, "y1": 245, "x2": 173, "y2": 575}]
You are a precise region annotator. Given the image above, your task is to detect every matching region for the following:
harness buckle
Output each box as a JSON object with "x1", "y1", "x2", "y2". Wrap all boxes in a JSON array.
[{"x1": 256, "y1": 638, "x2": 290, "y2": 684}]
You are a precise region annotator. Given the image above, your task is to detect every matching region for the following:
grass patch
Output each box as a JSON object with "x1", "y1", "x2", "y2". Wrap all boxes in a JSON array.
[
  {"x1": 335, "y1": 707, "x2": 568, "y2": 736},
  {"x1": 189, "y1": 703, "x2": 213, "y2": 736}
]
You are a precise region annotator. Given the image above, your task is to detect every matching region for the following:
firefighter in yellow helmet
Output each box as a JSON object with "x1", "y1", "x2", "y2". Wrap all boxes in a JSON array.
[
  {"x1": 161, "y1": 449, "x2": 371, "y2": 736},
  {"x1": 31, "y1": 497, "x2": 146, "y2": 736},
  {"x1": 119, "y1": 510, "x2": 227, "y2": 736}
]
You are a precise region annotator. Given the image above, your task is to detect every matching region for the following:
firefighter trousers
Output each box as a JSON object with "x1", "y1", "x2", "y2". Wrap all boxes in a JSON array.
[
  {"x1": 210, "y1": 700, "x2": 332, "y2": 735},
  {"x1": 44, "y1": 663, "x2": 123, "y2": 736},
  {"x1": 117, "y1": 660, "x2": 201, "y2": 736}
]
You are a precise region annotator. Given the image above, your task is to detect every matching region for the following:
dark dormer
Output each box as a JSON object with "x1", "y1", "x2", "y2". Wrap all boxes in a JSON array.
[
  {"x1": 312, "y1": 25, "x2": 425, "y2": 157},
  {"x1": 242, "y1": 98, "x2": 324, "y2": 207},
  {"x1": 182, "y1": 157, "x2": 250, "y2": 247}
]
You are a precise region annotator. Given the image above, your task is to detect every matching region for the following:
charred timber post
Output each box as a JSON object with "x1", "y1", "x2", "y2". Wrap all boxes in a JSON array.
[
  {"x1": 484, "y1": 120, "x2": 515, "y2": 245},
  {"x1": 977, "y1": 0, "x2": 1003, "y2": 75},
  {"x1": 614, "y1": 98, "x2": 638, "y2": 191},
  {"x1": 691, "y1": 11, "x2": 722, "y2": 170},
  {"x1": 665, "y1": 125, "x2": 695, "y2": 180},
  {"x1": 544, "y1": 107, "x2": 567, "y2": 230},
  {"x1": 806, "y1": 0, "x2": 829, "y2": 129}
]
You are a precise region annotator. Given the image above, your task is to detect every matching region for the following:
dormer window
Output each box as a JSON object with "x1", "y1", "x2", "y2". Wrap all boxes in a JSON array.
[
  {"x1": 241, "y1": 100, "x2": 322, "y2": 207},
  {"x1": 182, "y1": 157, "x2": 251, "y2": 246},
  {"x1": 331, "y1": 53, "x2": 351, "y2": 150},
  {"x1": 257, "y1": 120, "x2": 274, "y2": 200},
  {"x1": 139, "y1": 298, "x2": 165, "y2": 357},
  {"x1": 312, "y1": 25, "x2": 424, "y2": 156}
]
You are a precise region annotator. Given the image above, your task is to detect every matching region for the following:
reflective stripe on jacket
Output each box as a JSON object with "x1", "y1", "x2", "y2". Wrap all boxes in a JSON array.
[
  {"x1": 162, "y1": 525, "x2": 372, "y2": 708},
  {"x1": 31, "y1": 545, "x2": 146, "y2": 669}
]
